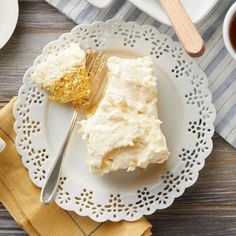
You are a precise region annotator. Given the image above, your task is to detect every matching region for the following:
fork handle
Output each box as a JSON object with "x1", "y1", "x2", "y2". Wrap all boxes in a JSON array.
[{"x1": 40, "y1": 110, "x2": 79, "y2": 205}]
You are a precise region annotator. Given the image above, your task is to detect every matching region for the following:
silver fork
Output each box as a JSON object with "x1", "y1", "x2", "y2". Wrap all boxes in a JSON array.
[{"x1": 40, "y1": 51, "x2": 107, "y2": 205}]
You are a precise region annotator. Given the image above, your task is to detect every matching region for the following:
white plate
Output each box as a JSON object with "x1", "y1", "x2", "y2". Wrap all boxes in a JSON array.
[
  {"x1": 128, "y1": 0, "x2": 219, "y2": 25},
  {"x1": 129, "y1": 0, "x2": 218, "y2": 25},
  {"x1": 87, "y1": 0, "x2": 219, "y2": 26},
  {"x1": 0, "y1": 0, "x2": 19, "y2": 49},
  {"x1": 14, "y1": 20, "x2": 215, "y2": 222}
]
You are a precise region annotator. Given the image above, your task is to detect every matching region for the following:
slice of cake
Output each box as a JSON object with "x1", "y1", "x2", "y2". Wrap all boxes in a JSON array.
[
  {"x1": 80, "y1": 56, "x2": 169, "y2": 175},
  {"x1": 33, "y1": 44, "x2": 90, "y2": 107}
]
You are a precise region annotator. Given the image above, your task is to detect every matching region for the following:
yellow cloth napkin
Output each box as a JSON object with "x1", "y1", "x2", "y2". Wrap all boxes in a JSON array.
[{"x1": 0, "y1": 97, "x2": 152, "y2": 236}]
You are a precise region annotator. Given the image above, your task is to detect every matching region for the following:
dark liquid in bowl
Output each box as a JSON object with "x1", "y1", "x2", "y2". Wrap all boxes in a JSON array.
[{"x1": 230, "y1": 14, "x2": 236, "y2": 51}]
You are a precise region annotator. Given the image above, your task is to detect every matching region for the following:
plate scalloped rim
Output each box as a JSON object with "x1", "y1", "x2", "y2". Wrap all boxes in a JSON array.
[{"x1": 13, "y1": 19, "x2": 216, "y2": 222}]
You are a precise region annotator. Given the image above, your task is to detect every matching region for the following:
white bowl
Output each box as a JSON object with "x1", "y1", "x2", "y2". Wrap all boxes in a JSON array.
[
  {"x1": 0, "y1": 0, "x2": 19, "y2": 49},
  {"x1": 223, "y1": 2, "x2": 236, "y2": 60}
]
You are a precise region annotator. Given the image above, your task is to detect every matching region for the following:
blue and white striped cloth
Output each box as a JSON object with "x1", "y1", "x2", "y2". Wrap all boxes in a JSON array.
[{"x1": 46, "y1": 0, "x2": 236, "y2": 148}]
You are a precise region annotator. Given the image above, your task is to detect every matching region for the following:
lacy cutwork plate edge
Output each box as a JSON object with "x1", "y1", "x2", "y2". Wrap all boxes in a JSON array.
[{"x1": 13, "y1": 19, "x2": 216, "y2": 222}]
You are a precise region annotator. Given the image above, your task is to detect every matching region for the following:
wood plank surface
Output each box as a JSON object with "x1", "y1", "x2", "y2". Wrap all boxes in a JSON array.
[{"x1": 0, "y1": 1, "x2": 235, "y2": 235}]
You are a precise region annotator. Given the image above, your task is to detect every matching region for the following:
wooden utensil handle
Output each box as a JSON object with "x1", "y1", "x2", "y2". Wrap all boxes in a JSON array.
[{"x1": 160, "y1": 0, "x2": 205, "y2": 57}]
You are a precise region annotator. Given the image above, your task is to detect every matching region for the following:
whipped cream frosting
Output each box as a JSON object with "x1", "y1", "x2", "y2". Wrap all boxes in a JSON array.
[
  {"x1": 33, "y1": 44, "x2": 86, "y2": 87},
  {"x1": 80, "y1": 56, "x2": 169, "y2": 175},
  {"x1": 32, "y1": 44, "x2": 90, "y2": 105}
]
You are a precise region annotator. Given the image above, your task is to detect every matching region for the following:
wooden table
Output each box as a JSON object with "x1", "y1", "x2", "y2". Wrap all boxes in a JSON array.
[{"x1": 0, "y1": 1, "x2": 235, "y2": 235}]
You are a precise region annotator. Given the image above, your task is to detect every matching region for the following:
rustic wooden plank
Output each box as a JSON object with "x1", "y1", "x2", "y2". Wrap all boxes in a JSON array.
[
  {"x1": 17, "y1": 1, "x2": 75, "y2": 30},
  {"x1": 0, "y1": 101, "x2": 10, "y2": 109},
  {"x1": 147, "y1": 209, "x2": 236, "y2": 236},
  {"x1": 0, "y1": 0, "x2": 235, "y2": 236},
  {"x1": 0, "y1": 205, "x2": 26, "y2": 235}
]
